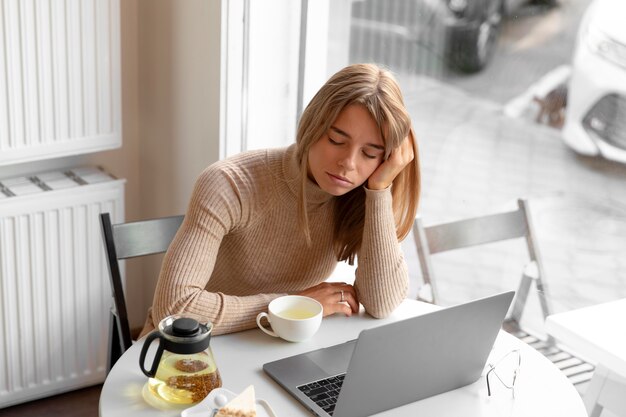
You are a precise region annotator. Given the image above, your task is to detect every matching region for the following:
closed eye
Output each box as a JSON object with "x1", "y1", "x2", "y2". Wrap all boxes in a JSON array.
[{"x1": 328, "y1": 136, "x2": 343, "y2": 145}]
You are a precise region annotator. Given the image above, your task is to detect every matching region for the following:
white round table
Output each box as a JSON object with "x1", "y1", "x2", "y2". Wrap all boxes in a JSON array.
[{"x1": 100, "y1": 299, "x2": 586, "y2": 416}]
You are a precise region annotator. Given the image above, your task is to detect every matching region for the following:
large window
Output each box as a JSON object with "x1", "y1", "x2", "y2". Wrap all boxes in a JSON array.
[{"x1": 223, "y1": 0, "x2": 626, "y2": 334}]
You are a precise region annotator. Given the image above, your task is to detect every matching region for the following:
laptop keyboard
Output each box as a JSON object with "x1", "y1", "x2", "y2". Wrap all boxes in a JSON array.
[{"x1": 297, "y1": 373, "x2": 345, "y2": 416}]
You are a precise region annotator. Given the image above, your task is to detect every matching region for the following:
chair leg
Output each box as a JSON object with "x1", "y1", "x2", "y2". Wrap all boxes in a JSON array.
[
  {"x1": 417, "y1": 283, "x2": 435, "y2": 304},
  {"x1": 510, "y1": 272, "x2": 556, "y2": 345},
  {"x1": 510, "y1": 273, "x2": 532, "y2": 324},
  {"x1": 108, "y1": 311, "x2": 122, "y2": 373},
  {"x1": 534, "y1": 276, "x2": 553, "y2": 322},
  {"x1": 413, "y1": 218, "x2": 439, "y2": 305},
  {"x1": 588, "y1": 403, "x2": 603, "y2": 417},
  {"x1": 585, "y1": 364, "x2": 608, "y2": 417},
  {"x1": 585, "y1": 364, "x2": 626, "y2": 417}
]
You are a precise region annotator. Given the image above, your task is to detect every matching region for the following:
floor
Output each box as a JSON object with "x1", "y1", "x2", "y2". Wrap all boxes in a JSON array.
[{"x1": 0, "y1": 384, "x2": 102, "y2": 417}]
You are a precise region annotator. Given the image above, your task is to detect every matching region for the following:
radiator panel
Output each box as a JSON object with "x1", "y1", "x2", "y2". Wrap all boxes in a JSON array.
[
  {"x1": 0, "y1": 171, "x2": 124, "y2": 407},
  {"x1": 0, "y1": 0, "x2": 121, "y2": 165}
]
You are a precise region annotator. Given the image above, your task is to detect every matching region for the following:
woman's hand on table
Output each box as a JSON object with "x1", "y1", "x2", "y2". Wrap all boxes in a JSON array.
[{"x1": 297, "y1": 282, "x2": 359, "y2": 317}]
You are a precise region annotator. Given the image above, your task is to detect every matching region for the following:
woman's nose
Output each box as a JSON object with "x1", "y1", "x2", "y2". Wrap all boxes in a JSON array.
[{"x1": 338, "y1": 149, "x2": 357, "y2": 170}]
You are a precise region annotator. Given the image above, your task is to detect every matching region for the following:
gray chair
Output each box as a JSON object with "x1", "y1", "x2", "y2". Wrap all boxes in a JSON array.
[
  {"x1": 413, "y1": 199, "x2": 597, "y2": 389},
  {"x1": 412, "y1": 199, "x2": 552, "y2": 332},
  {"x1": 99, "y1": 213, "x2": 184, "y2": 371}
]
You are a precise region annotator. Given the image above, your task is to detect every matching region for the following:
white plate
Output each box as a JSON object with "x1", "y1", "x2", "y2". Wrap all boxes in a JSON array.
[{"x1": 181, "y1": 387, "x2": 278, "y2": 417}]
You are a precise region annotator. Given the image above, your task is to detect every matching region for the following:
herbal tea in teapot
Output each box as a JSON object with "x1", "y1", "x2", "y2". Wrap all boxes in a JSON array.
[
  {"x1": 147, "y1": 350, "x2": 221, "y2": 404},
  {"x1": 140, "y1": 315, "x2": 222, "y2": 405}
]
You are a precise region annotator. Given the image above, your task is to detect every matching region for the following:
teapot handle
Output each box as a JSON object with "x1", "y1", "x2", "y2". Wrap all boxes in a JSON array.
[{"x1": 139, "y1": 331, "x2": 165, "y2": 378}]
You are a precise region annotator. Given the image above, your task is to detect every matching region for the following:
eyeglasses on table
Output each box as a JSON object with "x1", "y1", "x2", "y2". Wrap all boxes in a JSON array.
[{"x1": 486, "y1": 349, "x2": 521, "y2": 398}]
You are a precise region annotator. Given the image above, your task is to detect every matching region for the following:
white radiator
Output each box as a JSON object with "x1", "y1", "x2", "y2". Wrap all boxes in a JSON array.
[
  {"x1": 0, "y1": 167, "x2": 124, "y2": 408},
  {"x1": 0, "y1": 0, "x2": 121, "y2": 166}
]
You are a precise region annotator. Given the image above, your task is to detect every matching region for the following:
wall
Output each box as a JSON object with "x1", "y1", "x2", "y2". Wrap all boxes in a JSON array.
[
  {"x1": 132, "y1": 0, "x2": 222, "y2": 328},
  {"x1": 137, "y1": 0, "x2": 221, "y2": 219},
  {"x1": 98, "y1": 0, "x2": 222, "y2": 329}
]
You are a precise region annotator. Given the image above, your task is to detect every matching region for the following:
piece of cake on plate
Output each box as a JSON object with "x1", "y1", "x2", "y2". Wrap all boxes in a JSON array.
[{"x1": 216, "y1": 385, "x2": 257, "y2": 417}]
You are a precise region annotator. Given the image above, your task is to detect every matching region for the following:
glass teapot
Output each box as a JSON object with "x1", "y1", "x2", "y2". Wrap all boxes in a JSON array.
[{"x1": 139, "y1": 314, "x2": 222, "y2": 405}]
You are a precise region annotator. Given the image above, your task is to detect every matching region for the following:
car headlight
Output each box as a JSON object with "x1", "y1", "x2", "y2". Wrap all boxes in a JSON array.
[{"x1": 586, "y1": 27, "x2": 626, "y2": 70}]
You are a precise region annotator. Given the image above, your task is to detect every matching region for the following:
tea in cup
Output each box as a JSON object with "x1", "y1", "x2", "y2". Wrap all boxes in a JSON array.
[{"x1": 256, "y1": 295, "x2": 323, "y2": 342}]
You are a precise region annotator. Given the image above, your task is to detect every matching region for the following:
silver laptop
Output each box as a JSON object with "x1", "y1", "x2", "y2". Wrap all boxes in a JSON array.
[{"x1": 263, "y1": 291, "x2": 515, "y2": 417}]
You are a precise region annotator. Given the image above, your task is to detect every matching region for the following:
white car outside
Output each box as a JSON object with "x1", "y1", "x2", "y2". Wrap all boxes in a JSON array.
[{"x1": 562, "y1": 0, "x2": 626, "y2": 163}]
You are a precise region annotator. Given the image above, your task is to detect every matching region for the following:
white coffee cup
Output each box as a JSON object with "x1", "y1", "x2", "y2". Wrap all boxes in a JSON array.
[{"x1": 256, "y1": 295, "x2": 323, "y2": 342}]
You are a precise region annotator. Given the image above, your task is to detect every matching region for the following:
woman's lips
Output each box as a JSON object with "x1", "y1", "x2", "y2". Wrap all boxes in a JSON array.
[{"x1": 326, "y1": 172, "x2": 353, "y2": 187}]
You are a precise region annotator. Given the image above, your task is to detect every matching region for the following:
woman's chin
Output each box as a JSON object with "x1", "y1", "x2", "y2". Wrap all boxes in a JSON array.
[{"x1": 319, "y1": 183, "x2": 360, "y2": 196}]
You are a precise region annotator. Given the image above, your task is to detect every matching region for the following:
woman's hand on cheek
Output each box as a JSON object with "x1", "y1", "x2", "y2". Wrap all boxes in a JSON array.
[
  {"x1": 367, "y1": 136, "x2": 414, "y2": 190},
  {"x1": 297, "y1": 282, "x2": 359, "y2": 317}
]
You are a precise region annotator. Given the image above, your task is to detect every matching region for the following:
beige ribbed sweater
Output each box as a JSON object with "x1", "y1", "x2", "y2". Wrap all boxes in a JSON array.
[{"x1": 142, "y1": 144, "x2": 408, "y2": 336}]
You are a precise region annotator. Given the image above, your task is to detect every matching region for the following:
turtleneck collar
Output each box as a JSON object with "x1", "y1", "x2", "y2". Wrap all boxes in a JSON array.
[{"x1": 283, "y1": 144, "x2": 334, "y2": 207}]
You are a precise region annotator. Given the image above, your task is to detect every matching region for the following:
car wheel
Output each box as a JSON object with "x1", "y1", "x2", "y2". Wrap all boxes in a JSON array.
[
  {"x1": 530, "y1": 0, "x2": 557, "y2": 6},
  {"x1": 448, "y1": 0, "x2": 504, "y2": 73}
]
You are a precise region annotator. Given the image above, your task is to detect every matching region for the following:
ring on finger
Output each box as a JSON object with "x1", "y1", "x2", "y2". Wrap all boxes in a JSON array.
[{"x1": 340, "y1": 290, "x2": 345, "y2": 303}]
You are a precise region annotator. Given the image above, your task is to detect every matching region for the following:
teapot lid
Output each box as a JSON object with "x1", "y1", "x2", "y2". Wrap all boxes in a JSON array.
[{"x1": 157, "y1": 314, "x2": 213, "y2": 354}]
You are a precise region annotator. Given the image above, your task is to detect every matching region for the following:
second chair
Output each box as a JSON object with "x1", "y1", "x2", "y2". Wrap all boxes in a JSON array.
[
  {"x1": 412, "y1": 199, "x2": 552, "y2": 332},
  {"x1": 99, "y1": 213, "x2": 184, "y2": 371}
]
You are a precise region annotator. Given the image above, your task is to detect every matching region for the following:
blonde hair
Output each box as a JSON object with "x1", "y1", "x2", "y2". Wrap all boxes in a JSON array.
[{"x1": 296, "y1": 63, "x2": 421, "y2": 264}]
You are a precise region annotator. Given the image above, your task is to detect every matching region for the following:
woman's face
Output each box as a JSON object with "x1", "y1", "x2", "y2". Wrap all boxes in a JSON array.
[{"x1": 308, "y1": 104, "x2": 385, "y2": 196}]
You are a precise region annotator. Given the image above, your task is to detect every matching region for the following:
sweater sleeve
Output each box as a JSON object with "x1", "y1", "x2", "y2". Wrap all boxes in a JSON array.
[
  {"x1": 354, "y1": 186, "x2": 409, "y2": 318},
  {"x1": 150, "y1": 164, "x2": 286, "y2": 335}
]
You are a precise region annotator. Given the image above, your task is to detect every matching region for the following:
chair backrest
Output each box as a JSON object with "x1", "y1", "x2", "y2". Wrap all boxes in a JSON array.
[
  {"x1": 99, "y1": 212, "x2": 184, "y2": 370},
  {"x1": 413, "y1": 199, "x2": 552, "y2": 327}
]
